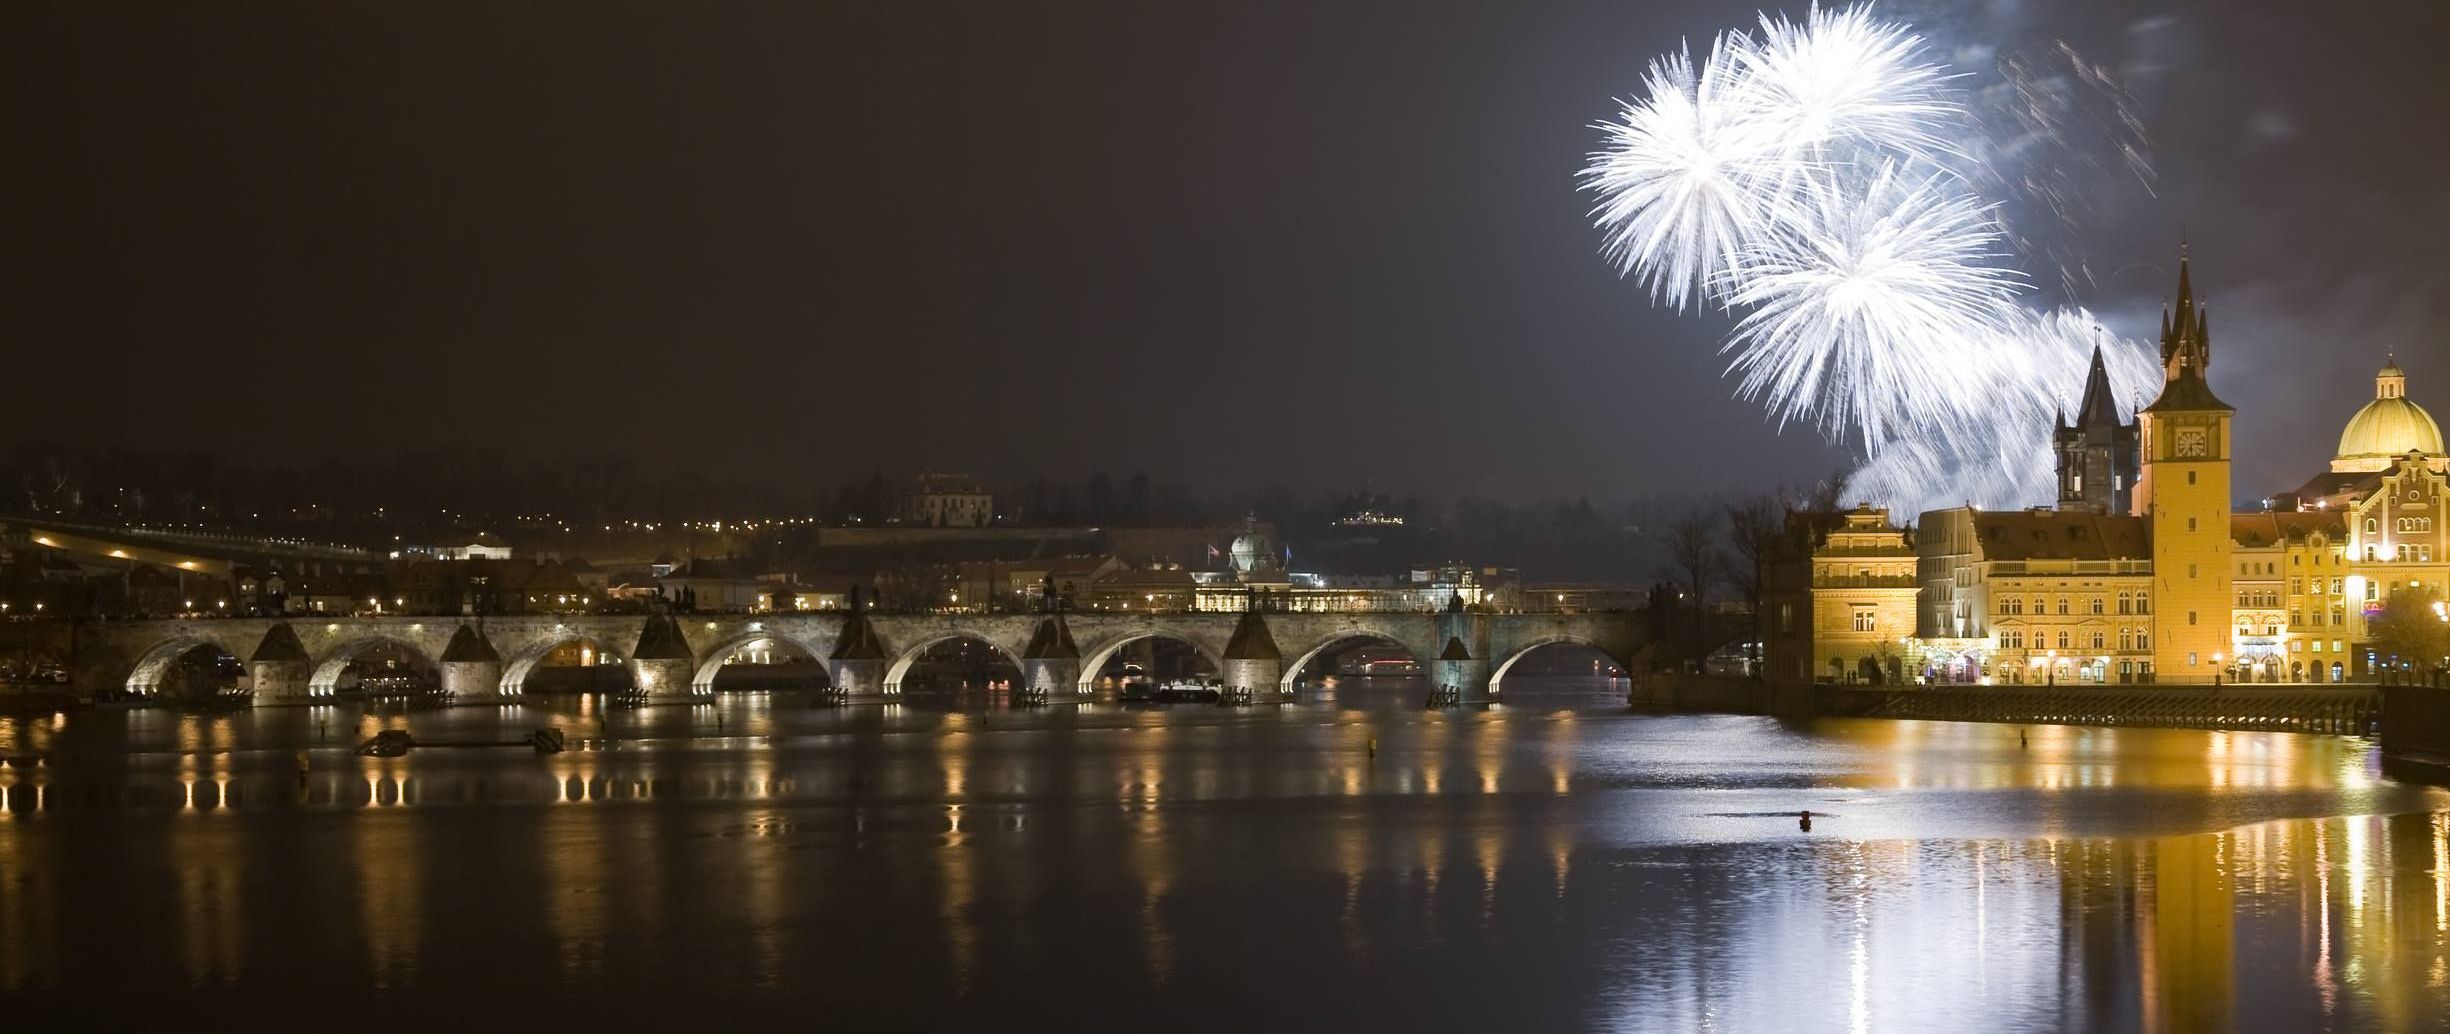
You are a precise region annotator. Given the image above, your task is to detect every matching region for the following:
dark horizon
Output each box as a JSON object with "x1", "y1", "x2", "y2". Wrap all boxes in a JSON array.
[{"x1": 7, "y1": 1, "x2": 2447, "y2": 502}]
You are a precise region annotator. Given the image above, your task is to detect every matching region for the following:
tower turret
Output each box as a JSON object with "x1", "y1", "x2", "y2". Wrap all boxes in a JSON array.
[
  {"x1": 2055, "y1": 341, "x2": 2141, "y2": 514},
  {"x1": 2133, "y1": 246, "x2": 2234, "y2": 684}
]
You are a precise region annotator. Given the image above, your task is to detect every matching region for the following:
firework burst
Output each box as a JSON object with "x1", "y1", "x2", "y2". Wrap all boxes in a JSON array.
[{"x1": 1582, "y1": 2, "x2": 2160, "y2": 516}]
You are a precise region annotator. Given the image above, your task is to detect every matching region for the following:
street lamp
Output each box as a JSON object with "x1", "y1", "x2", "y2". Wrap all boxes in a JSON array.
[{"x1": 2212, "y1": 652, "x2": 2224, "y2": 687}]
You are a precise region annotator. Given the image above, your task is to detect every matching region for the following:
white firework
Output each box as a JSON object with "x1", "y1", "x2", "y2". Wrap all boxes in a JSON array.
[
  {"x1": 1582, "y1": 40, "x2": 1782, "y2": 310},
  {"x1": 1583, "y1": 2, "x2": 2162, "y2": 517},
  {"x1": 1729, "y1": 5, "x2": 1961, "y2": 168},
  {"x1": 1720, "y1": 164, "x2": 2020, "y2": 450}
]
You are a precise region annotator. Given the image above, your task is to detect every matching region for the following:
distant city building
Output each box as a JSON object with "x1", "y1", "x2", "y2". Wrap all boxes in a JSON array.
[
  {"x1": 903, "y1": 473, "x2": 993, "y2": 528},
  {"x1": 394, "y1": 532, "x2": 513, "y2": 560}
]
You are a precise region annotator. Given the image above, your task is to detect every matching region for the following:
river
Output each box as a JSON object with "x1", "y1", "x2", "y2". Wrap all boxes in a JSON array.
[{"x1": 1, "y1": 676, "x2": 2445, "y2": 1031}]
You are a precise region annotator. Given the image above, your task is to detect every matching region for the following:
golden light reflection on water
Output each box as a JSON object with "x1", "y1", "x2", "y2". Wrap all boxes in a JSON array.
[
  {"x1": 3, "y1": 701, "x2": 2448, "y2": 1025},
  {"x1": 356, "y1": 755, "x2": 419, "y2": 988},
  {"x1": 1816, "y1": 718, "x2": 2377, "y2": 794}
]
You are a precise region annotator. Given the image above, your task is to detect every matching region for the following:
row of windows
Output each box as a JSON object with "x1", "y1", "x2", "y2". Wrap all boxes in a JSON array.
[
  {"x1": 1998, "y1": 628, "x2": 2150, "y2": 652},
  {"x1": 2399, "y1": 516, "x2": 2433, "y2": 533},
  {"x1": 1998, "y1": 592, "x2": 2149, "y2": 616}
]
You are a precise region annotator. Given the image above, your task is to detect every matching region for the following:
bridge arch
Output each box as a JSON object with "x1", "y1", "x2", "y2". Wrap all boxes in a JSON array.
[
  {"x1": 1280, "y1": 631, "x2": 1428, "y2": 694},
  {"x1": 307, "y1": 635, "x2": 440, "y2": 698},
  {"x1": 883, "y1": 632, "x2": 1026, "y2": 692},
  {"x1": 125, "y1": 634, "x2": 246, "y2": 697},
  {"x1": 689, "y1": 630, "x2": 830, "y2": 692},
  {"x1": 502, "y1": 632, "x2": 631, "y2": 696},
  {"x1": 1487, "y1": 634, "x2": 1632, "y2": 697},
  {"x1": 1076, "y1": 629, "x2": 1228, "y2": 693}
]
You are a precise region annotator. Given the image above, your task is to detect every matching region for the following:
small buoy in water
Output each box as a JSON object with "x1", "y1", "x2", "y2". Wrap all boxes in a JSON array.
[{"x1": 1798, "y1": 809, "x2": 1813, "y2": 833}]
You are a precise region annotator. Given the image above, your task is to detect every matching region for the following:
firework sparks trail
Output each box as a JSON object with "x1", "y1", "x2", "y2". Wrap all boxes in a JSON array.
[{"x1": 1582, "y1": 3, "x2": 2160, "y2": 516}]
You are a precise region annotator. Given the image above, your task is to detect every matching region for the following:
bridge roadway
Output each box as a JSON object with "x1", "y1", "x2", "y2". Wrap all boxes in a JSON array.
[{"x1": 70, "y1": 608, "x2": 1643, "y2": 707}]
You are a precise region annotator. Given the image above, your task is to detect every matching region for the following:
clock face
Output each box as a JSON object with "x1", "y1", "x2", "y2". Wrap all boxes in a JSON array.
[{"x1": 2174, "y1": 427, "x2": 2208, "y2": 459}]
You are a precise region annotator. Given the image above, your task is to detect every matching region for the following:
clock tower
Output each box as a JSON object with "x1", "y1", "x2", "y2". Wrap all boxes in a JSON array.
[{"x1": 2132, "y1": 248, "x2": 2235, "y2": 683}]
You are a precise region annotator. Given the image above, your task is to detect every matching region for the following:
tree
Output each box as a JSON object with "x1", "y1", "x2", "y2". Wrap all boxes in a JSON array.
[
  {"x1": 1660, "y1": 509, "x2": 1725, "y2": 665},
  {"x1": 1723, "y1": 494, "x2": 1783, "y2": 668},
  {"x1": 2366, "y1": 585, "x2": 2448, "y2": 682}
]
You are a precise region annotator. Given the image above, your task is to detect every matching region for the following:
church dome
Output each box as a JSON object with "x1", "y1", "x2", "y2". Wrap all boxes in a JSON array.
[
  {"x1": 1228, "y1": 515, "x2": 1278, "y2": 575},
  {"x1": 2333, "y1": 360, "x2": 2445, "y2": 473}
]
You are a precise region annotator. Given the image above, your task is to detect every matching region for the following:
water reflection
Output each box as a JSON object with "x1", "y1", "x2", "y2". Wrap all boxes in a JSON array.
[{"x1": 0, "y1": 680, "x2": 2444, "y2": 1030}]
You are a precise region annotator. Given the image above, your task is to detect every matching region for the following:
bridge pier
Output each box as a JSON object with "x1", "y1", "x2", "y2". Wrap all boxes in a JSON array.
[
  {"x1": 1220, "y1": 606, "x2": 1283, "y2": 704},
  {"x1": 826, "y1": 659, "x2": 890, "y2": 701},
  {"x1": 1019, "y1": 612, "x2": 1082, "y2": 703},
  {"x1": 248, "y1": 623, "x2": 315, "y2": 706},
  {"x1": 250, "y1": 659, "x2": 314, "y2": 705},
  {"x1": 1022, "y1": 658, "x2": 1081, "y2": 701},
  {"x1": 630, "y1": 616, "x2": 702, "y2": 700},
  {"x1": 1431, "y1": 606, "x2": 1492, "y2": 704},
  {"x1": 439, "y1": 624, "x2": 511, "y2": 704}
]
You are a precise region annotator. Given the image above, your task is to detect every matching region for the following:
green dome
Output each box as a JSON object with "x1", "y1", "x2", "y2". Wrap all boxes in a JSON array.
[{"x1": 2334, "y1": 362, "x2": 2443, "y2": 472}]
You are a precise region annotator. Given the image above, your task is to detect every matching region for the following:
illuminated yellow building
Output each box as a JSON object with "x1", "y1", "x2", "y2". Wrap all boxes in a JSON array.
[
  {"x1": 1767, "y1": 506, "x2": 1920, "y2": 683},
  {"x1": 2273, "y1": 359, "x2": 2450, "y2": 676},
  {"x1": 1775, "y1": 252, "x2": 2448, "y2": 686},
  {"x1": 2228, "y1": 512, "x2": 2348, "y2": 682}
]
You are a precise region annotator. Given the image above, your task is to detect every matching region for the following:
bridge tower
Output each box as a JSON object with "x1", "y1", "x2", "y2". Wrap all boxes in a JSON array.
[
  {"x1": 248, "y1": 622, "x2": 314, "y2": 705},
  {"x1": 827, "y1": 587, "x2": 891, "y2": 700},
  {"x1": 630, "y1": 614, "x2": 699, "y2": 699},
  {"x1": 1220, "y1": 599, "x2": 1282, "y2": 703},
  {"x1": 439, "y1": 623, "x2": 509, "y2": 703}
]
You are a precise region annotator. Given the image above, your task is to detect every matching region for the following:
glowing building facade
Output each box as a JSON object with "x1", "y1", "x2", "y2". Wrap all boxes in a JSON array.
[{"x1": 1778, "y1": 251, "x2": 2450, "y2": 686}]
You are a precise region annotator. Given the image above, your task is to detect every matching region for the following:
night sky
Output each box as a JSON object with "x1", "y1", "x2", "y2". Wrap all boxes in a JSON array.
[{"x1": 5, "y1": 1, "x2": 2445, "y2": 502}]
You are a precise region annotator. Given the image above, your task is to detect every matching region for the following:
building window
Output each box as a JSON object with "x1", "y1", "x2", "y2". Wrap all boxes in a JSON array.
[
  {"x1": 2188, "y1": 611, "x2": 2198, "y2": 625},
  {"x1": 2089, "y1": 631, "x2": 2105, "y2": 649},
  {"x1": 2137, "y1": 593, "x2": 2150, "y2": 614},
  {"x1": 2117, "y1": 593, "x2": 2132, "y2": 615},
  {"x1": 2089, "y1": 597, "x2": 2104, "y2": 615},
  {"x1": 2189, "y1": 652, "x2": 2199, "y2": 666},
  {"x1": 2137, "y1": 631, "x2": 2150, "y2": 650},
  {"x1": 1777, "y1": 603, "x2": 1794, "y2": 634},
  {"x1": 2057, "y1": 631, "x2": 2071, "y2": 650},
  {"x1": 1852, "y1": 609, "x2": 1876, "y2": 633},
  {"x1": 2056, "y1": 597, "x2": 2069, "y2": 615}
]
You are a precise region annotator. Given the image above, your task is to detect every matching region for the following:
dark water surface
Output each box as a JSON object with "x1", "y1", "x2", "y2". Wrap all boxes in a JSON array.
[{"x1": 3, "y1": 676, "x2": 2447, "y2": 1032}]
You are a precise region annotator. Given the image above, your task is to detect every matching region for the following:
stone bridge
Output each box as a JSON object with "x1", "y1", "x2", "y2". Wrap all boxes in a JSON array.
[{"x1": 69, "y1": 607, "x2": 1642, "y2": 706}]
